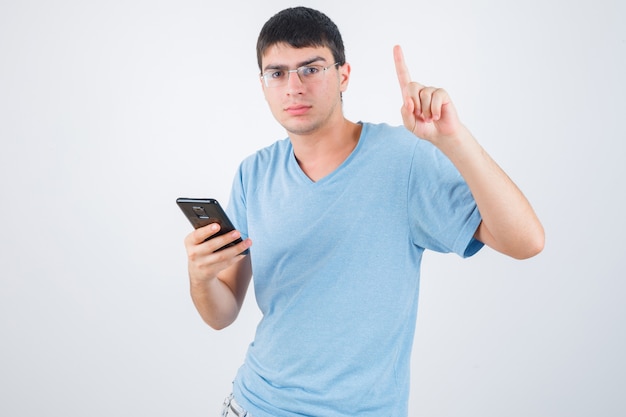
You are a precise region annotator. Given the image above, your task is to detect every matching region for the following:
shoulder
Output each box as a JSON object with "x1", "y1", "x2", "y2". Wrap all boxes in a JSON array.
[
  {"x1": 238, "y1": 137, "x2": 291, "y2": 173},
  {"x1": 359, "y1": 123, "x2": 460, "y2": 181},
  {"x1": 359, "y1": 122, "x2": 437, "y2": 161},
  {"x1": 361, "y1": 122, "x2": 426, "y2": 151},
  {"x1": 361, "y1": 122, "x2": 412, "y2": 141}
]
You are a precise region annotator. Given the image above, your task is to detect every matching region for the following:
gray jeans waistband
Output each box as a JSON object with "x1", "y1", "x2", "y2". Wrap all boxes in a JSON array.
[{"x1": 221, "y1": 393, "x2": 250, "y2": 417}]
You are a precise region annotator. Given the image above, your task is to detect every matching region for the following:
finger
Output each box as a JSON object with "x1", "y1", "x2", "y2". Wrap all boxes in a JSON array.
[
  {"x1": 400, "y1": 97, "x2": 415, "y2": 131},
  {"x1": 393, "y1": 45, "x2": 412, "y2": 89},
  {"x1": 430, "y1": 89, "x2": 443, "y2": 121},
  {"x1": 186, "y1": 223, "x2": 220, "y2": 246},
  {"x1": 395, "y1": 46, "x2": 425, "y2": 117},
  {"x1": 419, "y1": 87, "x2": 436, "y2": 121},
  {"x1": 406, "y1": 82, "x2": 423, "y2": 117},
  {"x1": 430, "y1": 88, "x2": 450, "y2": 121},
  {"x1": 225, "y1": 237, "x2": 252, "y2": 258},
  {"x1": 206, "y1": 229, "x2": 243, "y2": 253}
]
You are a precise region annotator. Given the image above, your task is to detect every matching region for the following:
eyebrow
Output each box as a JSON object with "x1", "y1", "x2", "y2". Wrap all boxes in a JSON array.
[{"x1": 262, "y1": 56, "x2": 328, "y2": 73}]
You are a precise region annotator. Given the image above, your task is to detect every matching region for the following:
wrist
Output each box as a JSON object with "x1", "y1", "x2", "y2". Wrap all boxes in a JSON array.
[
  {"x1": 431, "y1": 124, "x2": 475, "y2": 157},
  {"x1": 189, "y1": 271, "x2": 218, "y2": 292}
]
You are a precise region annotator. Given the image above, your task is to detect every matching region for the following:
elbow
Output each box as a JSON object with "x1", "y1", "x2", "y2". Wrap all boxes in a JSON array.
[
  {"x1": 205, "y1": 316, "x2": 236, "y2": 331},
  {"x1": 477, "y1": 220, "x2": 545, "y2": 260},
  {"x1": 198, "y1": 307, "x2": 239, "y2": 330},
  {"x1": 511, "y1": 226, "x2": 545, "y2": 260},
  {"x1": 208, "y1": 322, "x2": 229, "y2": 331},
  {"x1": 204, "y1": 309, "x2": 239, "y2": 330}
]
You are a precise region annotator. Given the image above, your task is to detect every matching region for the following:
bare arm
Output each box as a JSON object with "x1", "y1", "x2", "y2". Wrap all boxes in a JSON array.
[
  {"x1": 393, "y1": 45, "x2": 544, "y2": 259},
  {"x1": 184, "y1": 223, "x2": 253, "y2": 329},
  {"x1": 436, "y1": 127, "x2": 544, "y2": 259}
]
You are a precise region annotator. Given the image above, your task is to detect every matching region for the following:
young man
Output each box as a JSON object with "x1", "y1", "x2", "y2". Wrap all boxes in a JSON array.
[{"x1": 184, "y1": 7, "x2": 544, "y2": 417}]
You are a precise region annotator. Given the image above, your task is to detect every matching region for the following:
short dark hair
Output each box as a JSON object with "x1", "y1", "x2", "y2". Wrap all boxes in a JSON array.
[{"x1": 256, "y1": 7, "x2": 346, "y2": 71}]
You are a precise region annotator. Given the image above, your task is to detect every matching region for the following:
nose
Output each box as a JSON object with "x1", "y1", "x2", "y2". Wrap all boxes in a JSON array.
[{"x1": 285, "y1": 69, "x2": 304, "y2": 94}]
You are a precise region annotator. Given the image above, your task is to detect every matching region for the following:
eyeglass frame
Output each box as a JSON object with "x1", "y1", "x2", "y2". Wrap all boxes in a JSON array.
[{"x1": 260, "y1": 62, "x2": 341, "y2": 88}]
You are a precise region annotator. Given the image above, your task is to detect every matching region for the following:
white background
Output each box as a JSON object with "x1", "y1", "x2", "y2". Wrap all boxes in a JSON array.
[{"x1": 1, "y1": 0, "x2": 624, "y2": 416}]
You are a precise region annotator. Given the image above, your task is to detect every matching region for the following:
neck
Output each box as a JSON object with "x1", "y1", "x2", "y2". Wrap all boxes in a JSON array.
[{"x1": 290, "y1": 118, "x2": 362, "y2": 182}]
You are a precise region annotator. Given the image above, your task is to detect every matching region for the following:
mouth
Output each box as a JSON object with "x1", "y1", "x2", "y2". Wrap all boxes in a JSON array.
[{"x1": 284, "y1": 104, "x2": 311, "y2": 116}]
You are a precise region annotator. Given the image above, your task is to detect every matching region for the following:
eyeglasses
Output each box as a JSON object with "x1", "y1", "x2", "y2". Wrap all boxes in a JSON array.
[{"x1": 261, "y1": 62, "x2": 340, "y2": 88}]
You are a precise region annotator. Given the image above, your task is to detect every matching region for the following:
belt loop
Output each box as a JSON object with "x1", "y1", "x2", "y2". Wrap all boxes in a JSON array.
[
  {"x1": 222, "y1": 393, "x2": 248, "y2": 417},
  {"x1": 221, "y1": 393, "x2": 234, "y2": 417}
]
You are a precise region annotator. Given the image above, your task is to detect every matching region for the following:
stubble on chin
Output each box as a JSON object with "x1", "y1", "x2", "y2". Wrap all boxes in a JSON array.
[{"x1": 283, "y1": 120, "x2": 322, "y2": 137}]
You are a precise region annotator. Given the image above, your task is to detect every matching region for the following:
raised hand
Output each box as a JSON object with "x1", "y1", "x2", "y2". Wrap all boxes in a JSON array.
[{"x1": 393, "y1": 45, "x2": 463, "y2": 144}]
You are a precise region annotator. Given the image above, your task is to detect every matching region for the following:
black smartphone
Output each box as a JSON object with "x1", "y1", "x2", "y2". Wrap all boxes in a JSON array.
[{"x1": 176, "y1": 198, "x2": 248, "y2": 255}]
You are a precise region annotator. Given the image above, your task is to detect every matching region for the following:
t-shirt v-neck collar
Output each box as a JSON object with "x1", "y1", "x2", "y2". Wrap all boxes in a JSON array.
[{"x1": 289, "y1": 122, "x2": 366, "y2": 185}]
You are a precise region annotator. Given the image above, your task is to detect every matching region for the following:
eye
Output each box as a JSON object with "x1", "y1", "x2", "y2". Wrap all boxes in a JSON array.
[
  {"x1": 268, "y1": 70, "x2": 284, "y2": 79},
  {"x1": 300, "y1": 66, "x2": 320, "y2": 76}
]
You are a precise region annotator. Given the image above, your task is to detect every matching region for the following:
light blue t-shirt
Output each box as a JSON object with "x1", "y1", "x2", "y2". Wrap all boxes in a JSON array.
[{"x1": 226, "y1": 122, "x2": 483, "y2": 417}]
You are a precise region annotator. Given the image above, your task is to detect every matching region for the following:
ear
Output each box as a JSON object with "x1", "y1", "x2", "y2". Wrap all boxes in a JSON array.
[{"x1": 338, "y1": 62, "x2": 351, "y2": 93}]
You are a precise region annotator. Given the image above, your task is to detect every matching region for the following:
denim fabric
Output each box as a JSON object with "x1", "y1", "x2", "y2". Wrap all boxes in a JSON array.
[{"x1": 221, "y1": 394, "x2": 250, "y2": 417}]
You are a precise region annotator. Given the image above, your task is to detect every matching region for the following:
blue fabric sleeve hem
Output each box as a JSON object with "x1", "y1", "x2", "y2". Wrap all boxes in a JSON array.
[{"x1": 456, "y1": 206, "x2": 484, "y2": 258}]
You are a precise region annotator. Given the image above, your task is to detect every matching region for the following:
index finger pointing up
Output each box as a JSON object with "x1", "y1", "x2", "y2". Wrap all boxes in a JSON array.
[{"x1": 393, "y1": 45, "x2": 412, "y2": 90}]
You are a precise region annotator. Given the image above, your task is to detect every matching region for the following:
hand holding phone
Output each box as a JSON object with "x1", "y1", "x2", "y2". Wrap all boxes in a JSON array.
[{"x1": 176, "y1": 198, "x2": 249, "y2": 255}]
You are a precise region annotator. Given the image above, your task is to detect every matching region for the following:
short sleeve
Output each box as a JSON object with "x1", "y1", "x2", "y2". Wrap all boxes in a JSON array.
[
  {"x1": 225, "y1": 161, "x2": 249, "y2": 239},
  {"x1": 408, "y1": 140, "x2": 483, "y2": 257}
]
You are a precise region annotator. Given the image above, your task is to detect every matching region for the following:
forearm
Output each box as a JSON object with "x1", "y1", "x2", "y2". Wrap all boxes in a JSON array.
[
  {"x1": 184, "y1": 228, "x2": 253, "y2": 330},
  {"x1": 189, "y1": 275, "x2": 241, "y2": 330},
  {"x1": 437, "y1": 127, "x2": 545, "y2": 259}
]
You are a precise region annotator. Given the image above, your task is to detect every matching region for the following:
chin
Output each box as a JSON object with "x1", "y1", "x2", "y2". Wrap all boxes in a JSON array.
[{"x1": 281, "y1": 119, "x2": 321, "y2": 136}]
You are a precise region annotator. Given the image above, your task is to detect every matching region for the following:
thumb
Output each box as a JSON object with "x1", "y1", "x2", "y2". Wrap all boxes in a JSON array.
[{"x1": 400, "y1": 96, "x2": 416, "y2": 132}]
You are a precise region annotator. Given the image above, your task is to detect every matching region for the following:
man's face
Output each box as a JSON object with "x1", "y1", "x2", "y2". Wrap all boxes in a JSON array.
[{"x1": 260, "y1": 43, "x2": 350, "y2": 136}]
